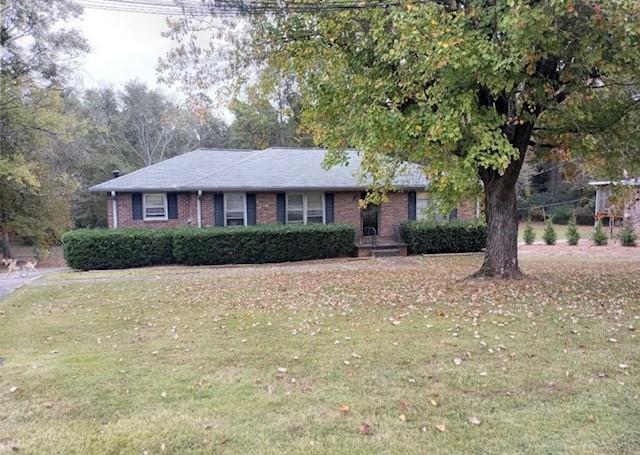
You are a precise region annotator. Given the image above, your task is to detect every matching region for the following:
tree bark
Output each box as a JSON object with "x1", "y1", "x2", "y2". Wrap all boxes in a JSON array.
[
  {"x1": 472, "y1": 123, "x2": 533, "y2": 279},
  {"x1": 1, "y1": 229, "x2": 12, "y2": 258}
]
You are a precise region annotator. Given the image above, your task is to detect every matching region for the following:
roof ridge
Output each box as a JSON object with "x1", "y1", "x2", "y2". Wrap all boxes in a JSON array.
[{"x1": 194, "y1": 147, "x2": 256, "y2": 152}]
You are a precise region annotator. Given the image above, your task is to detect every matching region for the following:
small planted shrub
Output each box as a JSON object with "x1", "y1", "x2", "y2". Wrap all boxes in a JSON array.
[
  {"x1": 542, "y1": 219, "x2": 557, "y2": 245},
  {"x1": 523, "y1": 219, "x2": 536, "y2": 245},
  {"x1": 400, "y1": 220, "x2": 487, "y2": 254},
  {"x1": 591, "y1": 221, "x2": 608, "y2": 246},
  {"x1": 63, "y1": 224, "x2": 356, "y2": 270},
  {"x1": 566, "y1": 216, "x2": 581, "y2": 246},
  {"x1": 620, "y1": 220, "x2": 637, "y2": 247}
]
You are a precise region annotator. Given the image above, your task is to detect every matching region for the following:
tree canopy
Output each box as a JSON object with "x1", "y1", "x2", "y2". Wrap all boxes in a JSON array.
[{"x1": 164, "y1": 0, "x2": 640, "y2": 277}]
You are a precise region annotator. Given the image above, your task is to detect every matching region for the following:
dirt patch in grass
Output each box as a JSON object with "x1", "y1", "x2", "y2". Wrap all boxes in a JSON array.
[{"x1": 1, "y1": 253, "x2": 639, "y2": 454}]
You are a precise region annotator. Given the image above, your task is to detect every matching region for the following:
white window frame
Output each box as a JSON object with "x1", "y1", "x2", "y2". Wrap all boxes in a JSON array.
[
  {"x1": 224, "y1": 192, "x2": 247, "y2": 226},
  {"x1": 286, "y1": 192, "x2": 325, "y2": 225},
  {"x1": 143, "y1": 193, "x2": 168, "y2": 221}
]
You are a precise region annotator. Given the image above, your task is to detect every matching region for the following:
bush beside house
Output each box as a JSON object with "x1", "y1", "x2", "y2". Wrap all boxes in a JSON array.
[
  {"x1": 63, "y1": 224, "x2": 356, "y2": 270},
  {"x1": 173, "y1": 224, "x2": 355, "y2": 265},
  {"x1": 62, "y1": 229, "x2": 176, "y2": 270},
  {"x1": 400, "y1": 220, "x2": 487, "y2": 254}
]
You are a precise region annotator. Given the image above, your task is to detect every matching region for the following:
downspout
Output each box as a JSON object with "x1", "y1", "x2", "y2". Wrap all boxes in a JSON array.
[
  {"x1": 111, "y1": 191, "x2": 118, "y2": 228},
  {"x1": 197, "y1": 190, "x2": 202, "y2": 228},
  {"x1": 475, "y1": 196, "x2": 481, "y2": 219}
]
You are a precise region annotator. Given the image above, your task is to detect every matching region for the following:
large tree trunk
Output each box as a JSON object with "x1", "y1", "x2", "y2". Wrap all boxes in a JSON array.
[
  {"x1": 472, "y1": 123, "x2": 533, "y2": 279},
  {"x1": 1, "y1": 229, "x2": 12, "y2": 258}
]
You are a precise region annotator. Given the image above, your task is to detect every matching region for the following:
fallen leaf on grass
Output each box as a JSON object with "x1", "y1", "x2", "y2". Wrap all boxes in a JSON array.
[
  {"x1": 9, "y1": 386, "x2": 18, "y2": 393},
  {"x1": 435, "y1": 423, "x2": 446, "y2": 432},
  {"x1": 399, "y1": 414, "x2": 407, "y2": 422},
  {"x1": 359, "y1": 422, "x2": 372, "y2": 435},
  {"x1": 453, "y1": 358, "x2": 463, "y2": 366},
  {"x1": 339, "y1": 404, "x2": 350, "y2": 414},
  {"x1": 468, "y1": 416, "x2": 481, "y2": 426}
]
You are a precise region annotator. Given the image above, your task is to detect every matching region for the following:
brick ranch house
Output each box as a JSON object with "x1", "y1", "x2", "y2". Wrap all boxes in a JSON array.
[{"x1": 91, "y1": 147, "x2": 479, "y2": 256}]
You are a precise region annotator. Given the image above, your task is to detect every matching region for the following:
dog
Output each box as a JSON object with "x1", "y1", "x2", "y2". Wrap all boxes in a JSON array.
[{"x1": 1, "y1": 257, "x2": 38, "y2": 278}]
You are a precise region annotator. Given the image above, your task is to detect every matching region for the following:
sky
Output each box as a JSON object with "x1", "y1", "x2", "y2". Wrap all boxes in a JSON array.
[{"x1": 76, "y1": 8, "x2": 177, "y2": 92}]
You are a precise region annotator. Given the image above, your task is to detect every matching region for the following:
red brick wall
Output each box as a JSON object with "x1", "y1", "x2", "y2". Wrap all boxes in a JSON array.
[
  {"x1": 107, "y1": 190, "x2": 465, "y2": 233},
  {"x1": 257, "y1": 192, "x2": 278, "y2": 224},
  {"x1": 107, "y1": 192, "x2": 198, "y2": 229},
  {"x1": 201, "y1": 192, "x2": 215, "y2": 227},
  {"x1": 333, "y1": 191, "x2": 410, "y2": 239},
  {"x1": 334, "y1": 191, "x2": 361, "y2": 234},
  {"x1": 379, "y1": 192, "x2": 408, "y2": 239}
]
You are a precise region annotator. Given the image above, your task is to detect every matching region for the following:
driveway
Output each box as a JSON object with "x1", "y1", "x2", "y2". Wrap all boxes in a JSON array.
[{"x1": 0, "y1": 268, "x2": 64, "y2": 299}]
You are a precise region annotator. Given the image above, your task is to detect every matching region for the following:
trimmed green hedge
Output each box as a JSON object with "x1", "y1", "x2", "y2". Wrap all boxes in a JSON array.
[
  {"x1": 400, "y1": 220, "x2": 487, "y2": 254},
  {"x1": 62, "y1": 224, "x2": 356, "y2": 270},
  {"x1": 173, "y1": 224, "x2": 355, "y2": 265},
  {"x1": 62, "y1": 229, "x2": 176, "y2": 270}
]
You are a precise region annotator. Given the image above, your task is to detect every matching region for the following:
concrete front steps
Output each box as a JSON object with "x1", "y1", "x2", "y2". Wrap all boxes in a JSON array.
[{"x1": 356, "y1": 238, "x2": 408, "y2": 258}]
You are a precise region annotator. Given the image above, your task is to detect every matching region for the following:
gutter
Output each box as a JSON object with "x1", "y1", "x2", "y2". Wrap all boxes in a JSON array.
[{"x1": 90, "y1": 185, "x2": 430, "y2": 193}]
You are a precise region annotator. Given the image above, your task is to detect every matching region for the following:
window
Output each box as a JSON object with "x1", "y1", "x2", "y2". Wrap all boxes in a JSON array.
[
  {"x1": 143, "y1": 193, "x2": 167, "y2": 220},
  {"x1": 224, "y1": 192, "x2": 246, "y2": 226},
  {"x1": 306, "y1": 193, "x2": 324, "y2": 224},
  {"x1": 416, "y1": 192, "x2": 429, "y2": 220},
  {"x1": 286, "y1": 194, "x2": 304, "y2": 224},
  {"x1": 286, "y1": 193, "x2": 325, "y2": 224},
  {"x1": 416, "y1": 192, "x2": 445, "y2": 222}
]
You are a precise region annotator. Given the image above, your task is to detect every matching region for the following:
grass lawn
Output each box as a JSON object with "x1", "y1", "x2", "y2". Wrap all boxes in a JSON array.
[{"x1": 1, "y1": 255, "x2": 639, "y2": 454}]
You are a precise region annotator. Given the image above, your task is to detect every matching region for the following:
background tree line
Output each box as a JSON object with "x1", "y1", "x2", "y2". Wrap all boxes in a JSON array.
[
  {"x1": 0, "y1": 0, "x2": 312, "y2": 257},
  {"x1": 66, "y1": 81, "x2": 314, "y2": 230}
]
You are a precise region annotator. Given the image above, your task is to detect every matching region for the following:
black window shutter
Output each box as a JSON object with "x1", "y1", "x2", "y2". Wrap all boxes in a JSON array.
[
  {"x1": 276, "y1": 193, "x2": 286, "y2": 224},
  {"x1": 214, "y1": 193, "x2": 224, "y2": 226},
  {"x1": 449, "y1": 208, "x2": 458, "y2": 221},
  {"x1": 246, "y1": 193, "x2": 257, "y2": 225},
  {"x1": 408, "y1": 191, "x2": 417, "y2": 221},
  {"x1": 167, "y1": 193, "x2": 178, "y2": 219},
  {"x1": 325, "y1": 193, "x2": 334, "y2": 223},
  {"x1": 132, "y1": 193, "x2": 143, "y2": 220}
]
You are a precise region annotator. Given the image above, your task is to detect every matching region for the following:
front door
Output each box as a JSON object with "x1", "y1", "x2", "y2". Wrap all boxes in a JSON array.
[{"x1": 361, "y1": 203, "x2": 379, "y2": 237}]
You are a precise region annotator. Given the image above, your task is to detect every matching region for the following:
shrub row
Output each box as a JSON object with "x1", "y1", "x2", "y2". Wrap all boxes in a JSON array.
[
  {"x1": 172, "y1": 224, "x2": 355, "y2": 265},
  {"x1": 400, "y1": 220, "x2": 487, "y2": 254},
  {"x1": 62, "y1": 229, "x2": 176, "y2": 270},
  {"x1": 62, "y1": 224, "x2": 356, "y2": 270}
]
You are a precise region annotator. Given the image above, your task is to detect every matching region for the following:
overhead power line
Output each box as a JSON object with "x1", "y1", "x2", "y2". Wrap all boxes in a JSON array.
[{"x1": 76, "y1": 0, "x2": 422, "y2": 16}]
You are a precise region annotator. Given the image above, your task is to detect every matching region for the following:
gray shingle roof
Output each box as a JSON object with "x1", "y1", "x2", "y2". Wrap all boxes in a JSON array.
[{"x1": 90, "y1": 147, "x2": 428, "y2": 192}]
